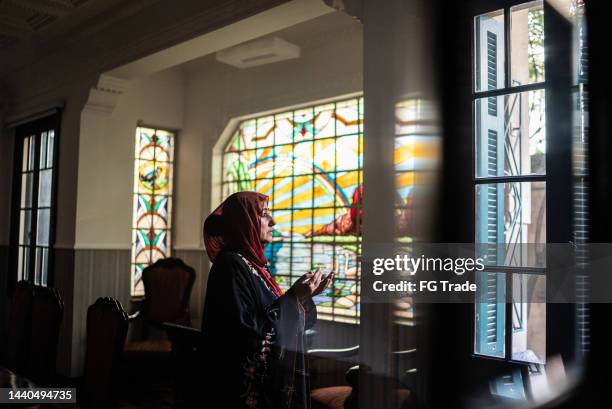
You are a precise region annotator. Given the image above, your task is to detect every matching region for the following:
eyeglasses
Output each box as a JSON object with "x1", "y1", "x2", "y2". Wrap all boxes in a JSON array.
[{"x1": 262, "y1": 207, "x2": 272, "y2": 218}]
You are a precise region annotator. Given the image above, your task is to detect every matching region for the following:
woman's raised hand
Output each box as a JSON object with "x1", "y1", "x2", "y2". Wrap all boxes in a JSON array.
[
  {"x1": 290, "y1": 268, "x2": 335, "y2": 301},
  {"x1": 312, "y1": 270, "x2": 334, "y2": 297}
]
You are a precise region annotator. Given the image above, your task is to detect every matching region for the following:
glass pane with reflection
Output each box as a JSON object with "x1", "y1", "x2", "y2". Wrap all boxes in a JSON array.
[
  {"x1": 512, "y1": 273, "x2": 546, "y2": 363},
  {"x1": 475, "y1": 90, "x2": 546, "y2": 178},
  {"x1": 511, "y1": 1, "x2": 545, "y2": 86}
]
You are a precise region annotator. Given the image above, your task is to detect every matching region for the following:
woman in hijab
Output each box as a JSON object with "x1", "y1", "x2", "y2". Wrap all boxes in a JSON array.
[{"x1": 201, "y1": 191, "x2": 333, "y2": 409}]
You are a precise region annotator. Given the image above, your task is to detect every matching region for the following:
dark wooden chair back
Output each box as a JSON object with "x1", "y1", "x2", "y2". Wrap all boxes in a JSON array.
[
  {"x1": 4, "y1": 280, "x2": 34, "y2": 372},
  {"x1": 82, "y1": 297, "x2": 128, "y2": 409},
  {"x1": 25, "y1": 285, "x2": 63, "y2": 383},
  {"x1": 142, "y1": 258, "x2": 196, "y2": 326}
]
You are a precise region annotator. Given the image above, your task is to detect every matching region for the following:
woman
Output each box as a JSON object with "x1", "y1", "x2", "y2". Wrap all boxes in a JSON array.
[{"x1": 201, "y1": 191, "x2": 333, "y2": 409}]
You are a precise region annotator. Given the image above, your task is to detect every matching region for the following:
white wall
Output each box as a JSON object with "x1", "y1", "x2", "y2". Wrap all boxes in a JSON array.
[{"x1": 75, "y1": 68, "x2": 185, "y2": 248}]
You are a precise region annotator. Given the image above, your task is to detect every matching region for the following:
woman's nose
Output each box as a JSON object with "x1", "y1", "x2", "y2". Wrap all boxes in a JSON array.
[{"x1": 270, "y1": 217, "x2": 276, "y2": 227}]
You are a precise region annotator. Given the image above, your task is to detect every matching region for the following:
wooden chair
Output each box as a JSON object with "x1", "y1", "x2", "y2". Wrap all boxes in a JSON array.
[
  {"x1": 124, "y1": 258, "x2": 196, "y2": 367},
  {"x1": 2, "y1": 280, "x2": 35, "y2": 373},
  {"x1": 24, "y1": 285, "x2": 63, "y2": 384},
  {"x1": 81, "y1": 297, "x2": 128, "y2": 409}
]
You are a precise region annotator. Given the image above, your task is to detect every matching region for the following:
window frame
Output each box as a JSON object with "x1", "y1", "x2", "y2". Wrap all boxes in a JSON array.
[
  {"x1": 470, "y1": 0, "x2": 576, "y2": 366},
  {"x1": 9, "y1": 112, "x2": 62, "y2": 289}
]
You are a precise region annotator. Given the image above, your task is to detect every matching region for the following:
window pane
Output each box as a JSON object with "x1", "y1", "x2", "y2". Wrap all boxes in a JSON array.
[
  {"x1": 131, "y1": 264, "x2": 145, "y2": 298},
  {"x1": 511, "y1": 1, "x2": 545, "y2": 86},
  {"x1": 19, "y1": 210, "x2": 31, "y2": 245},
  {"x1": 254, "y1": 115, "x2": 275, "y2": 148},
  {"x1": 475, "y1": 271, "x2": 506, "y2": 358},
  {"x1": 476, "y1": 182, "x2": 546, "y2": 267},
  {"x1": 34, "y1": 247, "x2": 43, "y2": 285},
  {"x1": 512, "y1": 273, "x2": 546, "y2": 363},
  {"x1": 40, "y1": 132, "x2": 47, "y2": 169},
  {"x1": 47, "y1": 130, "x2": 54, "y2": 168},
  {"x1": 294, "y1": 108, "x2": 316, "y2": 140},
  {"x1": 334, "y1": 99, "x2": 360, "y2": 136},
  {"x1": 293, "y1": 141, "x2": 314, "y2": 175},
  {"x1": 335, "y1": 134, "x2": 361, "y2": 171},
  {"x1": 335, "y1": 171, "x2": 361, "y2": 208},
  {"x1": 475, "y1": 90, "x2": 546, "y2": 177},
  {"x1": 17, "y1": 246, "x2": 26, "y2": 281},
  {"x1": 21, "y1": 173, "x2": 33, "y2": 208},
  {"x1": 313, "y1": 103, "x2": 336, "y2": 138},
  {"x1": 22, "y1": 136, "x2": 30, "y2": 171},
  {"x1": 27, "y1": 135, "x2": 36, "y2": 171},
  {"x1": 474, "y1": 9, "x2": 505, "y2": 92},
  {"x1": 37, "y1": 209, "x2": 50, "y2": 246},
  {"x1": 40, "y1": 247, "x2": 49, "y2": 286},
  {"x1": 38, "y1": 169, "x2": 53, "y2": 207},
  {"x1": 154, "y1": 130, "x2": 174, "y2": 162}
]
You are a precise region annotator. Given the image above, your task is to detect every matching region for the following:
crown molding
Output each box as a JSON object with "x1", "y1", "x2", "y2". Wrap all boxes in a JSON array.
[{"x1": 82, "y1": 74, "x2": 128, "y2": 116}]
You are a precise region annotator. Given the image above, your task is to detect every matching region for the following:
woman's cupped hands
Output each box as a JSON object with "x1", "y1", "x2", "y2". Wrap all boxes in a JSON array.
[{"x1": 290, "y1": 267, "x2": 335, "y2": 301}]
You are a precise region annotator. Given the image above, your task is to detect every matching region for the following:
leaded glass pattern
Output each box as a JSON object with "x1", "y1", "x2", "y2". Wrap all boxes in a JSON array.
[
  {"x1": 223, "y1": 97, "x2": 364, "y2": 323},
  {"x1": 131, "y1": 127, "x2": 175, "y2": 296}
]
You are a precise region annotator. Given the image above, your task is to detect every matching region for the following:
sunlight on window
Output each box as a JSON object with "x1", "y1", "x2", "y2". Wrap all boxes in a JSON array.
[{"x1": 131, "y1": 127, "x2": 175, "y2": 297}]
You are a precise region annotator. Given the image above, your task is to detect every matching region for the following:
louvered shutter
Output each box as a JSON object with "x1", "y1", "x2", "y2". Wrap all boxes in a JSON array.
[{"x1": 475, "y1": 16, "x2": 506, "y2": 358}]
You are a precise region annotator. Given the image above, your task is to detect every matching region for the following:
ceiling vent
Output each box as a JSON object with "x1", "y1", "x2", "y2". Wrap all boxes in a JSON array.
[{"x1": 215, "y1": 36, "x2": 300, "y2": 68}]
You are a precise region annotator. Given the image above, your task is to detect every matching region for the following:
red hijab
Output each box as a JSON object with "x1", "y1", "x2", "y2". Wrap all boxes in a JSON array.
[{"x1": 203, "y1": 191, "x2": 282, "y2": 297}]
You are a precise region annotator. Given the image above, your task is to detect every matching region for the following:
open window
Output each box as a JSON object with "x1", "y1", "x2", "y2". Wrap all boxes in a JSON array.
[{"x1": 473, "y1": 1, "x2": 547, "y2": 364}]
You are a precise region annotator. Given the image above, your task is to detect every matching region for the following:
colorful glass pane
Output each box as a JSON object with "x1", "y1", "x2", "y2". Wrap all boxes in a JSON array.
[
  {"x1": 335, "y1": 99, "x2": 360, "y2": 136},
  {"x1": 255, "y1": 116, "x2": 275, "y2": 148},
  {"x1": 274, "y1": 112, "x2": 294, "y2": 145},
  {"x1": 222, "y1": 97, "x2": 364, "y2": 323},
  {"x1": 293, "y1": 108, "x2": 316, "y2": 141},
  {"x1": 131, "y1": 127, "x2": 174, "y2": 296},
  {"x1": 313, "y1": 104, "x2": 336, "y2": 138},
  {"x1": 335, "y1": 134, "x2": 361, "y2": 171}
]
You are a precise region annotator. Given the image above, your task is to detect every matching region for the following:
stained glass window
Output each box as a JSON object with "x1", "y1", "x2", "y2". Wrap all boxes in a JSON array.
[
  {"x1": 223, "y1": 96, "x2": 425, "y2": 323},
  {"x1": 223, "y1": 97, "x2": 363, "y2": 323},
  {"x1": 131, "y1": 127, "x2": 175, "y2": 296}
]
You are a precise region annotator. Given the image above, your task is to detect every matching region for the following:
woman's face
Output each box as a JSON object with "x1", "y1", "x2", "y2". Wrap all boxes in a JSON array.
[{"x1": 259, "y1": 207, "x2": 276, "y2": 244}]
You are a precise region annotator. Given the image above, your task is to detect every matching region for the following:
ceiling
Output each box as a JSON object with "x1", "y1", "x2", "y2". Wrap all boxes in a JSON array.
[
  {"x1": 0, "y1": 0, "x2": 93, "y2": 48},
  {"x1": 182, "y1": 10, "x2": 362, "y2": 75}
]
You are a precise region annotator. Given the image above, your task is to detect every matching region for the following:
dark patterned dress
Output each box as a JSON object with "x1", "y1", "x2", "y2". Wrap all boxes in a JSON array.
[{"x1": 200, "y1": 250, "x2": 316, "y2": 409}]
